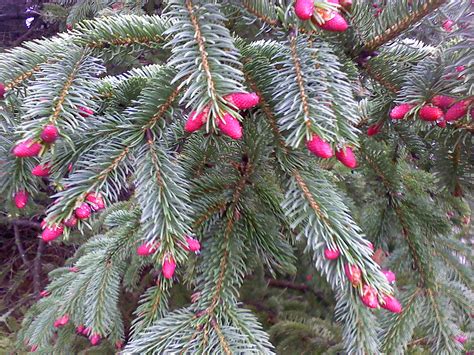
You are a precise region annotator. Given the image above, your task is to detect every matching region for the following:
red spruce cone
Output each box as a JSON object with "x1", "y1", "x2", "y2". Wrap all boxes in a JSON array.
[
  {"x1": 63, "y1": 216, "x2": 78, "y2": 227},
  {"x1": 75, "y1": 202, "x2": 91, "y2": 220},
  {"x1": 162, "y1": 255, "x2": 176, "y2": 279},
  {"x1": 185, "y1": 108, "x2": 209, "y2": 133},
  {"x1": 360, "y1": 284, "x2": 379, "y2": 309},
  {"x1": 381, "y1": 269, "x2": 396, "y2": 283},
  {"x1": 41, "y1": 224, "x2": 64, "y2": 242},
  {"x1": 306, "y1": 135, "x2": 333, "y2": 159},
  {"x1": 40, "y1": 125, "x2": 59, "y2": 143},
  {"x1": 324, "y1": 248, "x2": 340, "y2": 260},
  {"x1": 390, "y1": 104, "x2": 413, "y2": 120},
  {"x1": 90, "y1": 334, "x2": 101, "y2": 346},
  {"x1": 0, "y1": 83, "x2": 5, "y2": 99},
  {"x1": 442, "y1": 19, "x2": 454, "y2": 32},
  {"x1": 454, "y1": 335, "x2": 468, "y2": 344},
  {"x1": 367, "y1": 123, "x2": 381, "y2": 136},
  {"x1": 437, "y1": 119, "x2": 447, "y2": 128},
  {"x1": 14, "y1": 190, "x2": 28, "y2": 209},
  {"x1": 315, "y1": 12, "x2": 348, "y2": 32},
  {"x1": 136, "y1": 242, "x2": 160, "y2": 256},
  {"x1": 294, "y1": 0, "x2": 314, "y2": 20},
  {"x1": 225, "y1": 92, "x2": 260, "y2": 110},
  {"x1": 344, "y1": 264, "x2": 362, "y2": 287},
  {"x1": 76, "y1": 325, "x2": 85, "y2": 334},
  {"x1": 79, "y1": 106, "x2": 94, "y2": 117},
  {"x1": 445, "y1": 100, "x2": 470, "y2": 122},
  {"x1": 13, "y1": 139, "x2": 42, "y2": 157},
  {"x1": 184, "y1": 236, "x2": 201, "y2": 253},
  {"x1": 86, "y1": 192, "x2": 105, "y2": 211},
  {"x1": 431, "y1": 95, "x2": 454, "y2": 109},
  {"x1": 419, "y1": 105, "x2": 443, "y2": 121},
  {"x1": 335, "y1": 146, "x2": 357, "y2": 169},
  {"x1": 217, "y1": 113, "x2": 242, "y2": 140},
  {"x1": 381, "y1": 294, "x2": 402, "y2": 313},
  {"x1": 32, "y1": 164, "x2": 51, "y2": 177}
]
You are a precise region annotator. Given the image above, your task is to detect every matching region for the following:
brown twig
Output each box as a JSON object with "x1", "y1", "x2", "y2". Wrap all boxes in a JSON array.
[
  {"x1": 13, "y1": 225, "x2": 31, "y2": 268},
  {"x1": 33, "y1": 239, "x2": 45, "y2": 298}
]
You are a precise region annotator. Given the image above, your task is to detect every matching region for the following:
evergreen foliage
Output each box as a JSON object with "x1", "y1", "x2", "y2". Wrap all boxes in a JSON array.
[{"x1": 0, "y1": 0, "x2": 472, "y2": 353}]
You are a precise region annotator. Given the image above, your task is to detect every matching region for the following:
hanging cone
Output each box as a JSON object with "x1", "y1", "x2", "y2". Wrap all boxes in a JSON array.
[
  {"x1": 306, "y1": 135, "x2": 333, "y2": 159},
  {"x1": 225, "y1": 92, "x2": 260, "y2": 110},
  {"x1": 217, "y1": 113, "x2": 242, "y2": 140},
  {"x1": 335, "y1": 146, "x2": 357, "y2": 169}
]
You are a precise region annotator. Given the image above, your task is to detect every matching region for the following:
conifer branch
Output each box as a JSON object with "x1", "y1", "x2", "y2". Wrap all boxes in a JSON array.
[
  {"x1": 363, "y1": 153, "x2": 430, "y2": 286},
  {"x1": 4, "y1": 65, "x2": 41, "y2": 91},
  {"x1": 241, "y1": 0, "x2": 279, "y2": 27},
  {"x1": 50, "y1": 52, "x2": 87, "y2": 125},
  {"x1": 364, "y1": 62, "x2": 399, "y2": 93},
  {"x1": 185, "y1": 0, "x2": 217, "y2": 105},
  {"x1": 293, "y1": 170, "x2": 327, "y2": 222},
  {"x1": 289, "y1": 35, "x2": 312, "y2": 129},
  {"x1": 363, "y1": 0, "x2": 448, "y2": 52}
]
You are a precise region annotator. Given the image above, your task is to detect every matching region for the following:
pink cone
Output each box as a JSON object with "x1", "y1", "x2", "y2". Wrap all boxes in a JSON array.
[
  {"x1": 79, "y1": 106, "x2": 94, "y2": 117},
  {"x1": 294, "y1": 0, "x2": 314, "y2": 20},
  {"x1": 136, "y1": 242, "x2": 160, "y2": 256},
  {"x1": 63, "y1": 216, "x2": 78, "y2": 227},
  {"x1": 431, "y1": 95, "x2": 455, "y2": 109},
  {"x1": 360, "y1": 284, "x2": 379, "y2": 309},
  {"x1": 445, "y1": 100, "x2": 470, "y2": 122},
  {"x1": 40, "y1": 125, "x2": 59, "y2": 144},
  {"x1": 225, "y1": 92, "x2": 260, "y2": 110},
  {"x1": 14, "y1": 190, "x2": 28, "y2": 209},
  {"x1": 0, "y1": 83, "x2": 5, "y2": 99},
  {"x1": 306, "y1": 135, "x2": 333, "y2": 159},
  {"x1": 419, "y1": 105, "x2": 444, "y2": 121},
  {"x1": 32, "y1": 163, "x2": 51, "y2": 177},
  {"x1": 455, "y1": 335, "x2": 468, "y2": 344},
  {"x1": 76, "y1": 325, "x2": 85, "y2": 334},
  {"x1": 39, "y1": 290, "x2": 50, "y2": 298},
  {"x1": 437, "y1": 119, "x2": 447, "y2": 128},
  {"x1": 442, "y1": 19, "x2": 454, "y2": 31},
  {"x1": 317, "y1": 12, "x2": 348, "y2": 32},
  {"x1": 345, "y1": 264, "x2": 362, "y2": 287},
  {"x1": 90, "y1": 333, "x2": 101, "y2": 346},
  {"x1": 390, "y1": 104, "x2": 413, "y2": 120},
  {"x1": 162, "y1": 255, "x2": 176, "y2": 279},
  {"x1": 367, "y1": 123, "x2": 381, "y2": 136},
  {"x1": 13, "y1": 139, "x2": 42, "y2": 158},
  {"x1": 41, "y1": 224, "x2": 64, "y2": 242},
  {"x1": 381, "y1": 294, "x2": 402, "y2": 313},
  {"x1": 381, "y1": 269, "x2": 396, "y2": 283},
  {"x1": 85, "y1": 192, "x2": 105, "y2": 211},
  {"x1": 324, "y1": 248, "x2": 340, "y2": 260},
  {"x1": 335, "y1": 146, "x2": 357, "y2": 169},
  {"x1": 75, "y1": 202, "x2": 91, "y2": 220},
  {"x1": 217, "y1": 113, "x2": 242, "y2": 139},
  {"x1": 185, "y1": 108, "x2": 209, "y2": 133},
  {"x1": 184, "y1": 236, "x2": 201, "y2": 253}
]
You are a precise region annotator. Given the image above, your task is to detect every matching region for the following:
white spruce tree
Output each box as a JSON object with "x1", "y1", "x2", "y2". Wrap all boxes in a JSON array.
[{"x1": 0, "y1": 0, "x2": 472, "y2": 353}]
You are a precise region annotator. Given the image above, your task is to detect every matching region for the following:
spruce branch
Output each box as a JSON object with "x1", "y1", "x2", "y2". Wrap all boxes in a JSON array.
[
  {"x1": 364, "y1": 61, "x2": 399, "y2": 93},
  {"x1": 241, "y1": 0, "x2": 279, "y2": 28},
  {"x1": 363, "y1": 0, "x2": 448, "y2": 52}
]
